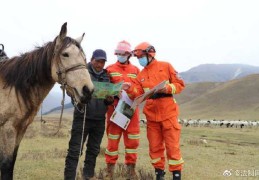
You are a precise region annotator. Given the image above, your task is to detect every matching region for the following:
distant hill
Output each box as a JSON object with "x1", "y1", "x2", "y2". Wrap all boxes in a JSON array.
[
  {"x1": 46, "y1": 74, "x2": 259, "y2": 120},
  {"x1": 180, "y1": 64, "x2": 259, "y2": 83},
  {"x1": 43, "y1": 64, "x2": 259, "y2": 120},
  {"x1": 43, "y1": 102, "x2": 73, "y2": 115},
  {"x1": 176, "y1": 74, "x2": 259, "y2": 120},
  {"x1": 40, "y1": 84, "x2": 71, "y2": 114}
]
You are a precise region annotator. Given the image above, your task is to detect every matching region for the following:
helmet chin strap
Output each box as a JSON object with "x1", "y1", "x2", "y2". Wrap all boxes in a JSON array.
[
  {"x1": 119, "y1": 60, "x2": 129, "y2": 65},
  {"x1": 119, "y1": 54, "x2": 131, "y2": 64},
  {"x1": 146, "y1": 54, "x2": 154, "y2": 66}
]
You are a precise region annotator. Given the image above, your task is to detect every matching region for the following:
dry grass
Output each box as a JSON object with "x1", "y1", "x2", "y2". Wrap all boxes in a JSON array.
[
  {"x1": 14, "y1": 114, "x2": 259, "y2": 180},
  {"x1": 177, "y1": 74, "x2": 259, "y2": 120}
]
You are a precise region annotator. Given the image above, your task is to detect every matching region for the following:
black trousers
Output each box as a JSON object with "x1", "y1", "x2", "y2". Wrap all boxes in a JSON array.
[{"x1": 64, "y1": 117, "x2": 105, "y2": 180}]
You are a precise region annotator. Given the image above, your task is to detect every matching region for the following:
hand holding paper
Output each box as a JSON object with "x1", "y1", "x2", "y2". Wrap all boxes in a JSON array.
[
  {"x1": 131, "y1": 80, "x2": 167, "y2": 109},
  {"x1": 122, "y1": 82, "x2": 131, "y2": 90},
  {"x1": 103, "y1": 95, "x2": 114, "y2": 105},
  {"x1": 155, "y1": 84, "x2": 168, "y2": 94},
  {"x1": 110, "y1": 91, "x2": 134, "y2": 130}
]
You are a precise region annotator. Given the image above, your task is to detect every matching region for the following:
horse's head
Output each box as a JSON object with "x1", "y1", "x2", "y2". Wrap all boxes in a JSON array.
[{"x1": 51, "y1": 23, "x2": 94, "y2": 104}]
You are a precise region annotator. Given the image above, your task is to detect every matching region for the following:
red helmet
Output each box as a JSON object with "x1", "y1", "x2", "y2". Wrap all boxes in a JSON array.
[
  {"x1": 114, "y1": 40, "x2": 132, "y2": 55},
  {"x1": 133, "y1": 42, "x2": 156, "y2": 58}
]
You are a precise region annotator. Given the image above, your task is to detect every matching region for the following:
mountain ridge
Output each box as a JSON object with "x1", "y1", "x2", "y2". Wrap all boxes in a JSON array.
[
  {"x1": 42, "y1": 64, "x2": 259, "y2": 120},
  {"x1": 179, "y1": 63, "x2": 259, "y2": 83},
  {"x1": 176, "y1": 74, "x2": 259, "y2": 120}
]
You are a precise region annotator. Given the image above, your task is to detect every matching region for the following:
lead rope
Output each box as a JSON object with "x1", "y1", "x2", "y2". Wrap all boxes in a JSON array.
[
  {"x1": 75, "y1": 104, "x2": 87, "y2": 180},
  {"x1": 40, "y1": 104, "x2": 43, "y2": 122},
  {"x1": 53, "y1": 84, "x2": 66, "y2": 135}
]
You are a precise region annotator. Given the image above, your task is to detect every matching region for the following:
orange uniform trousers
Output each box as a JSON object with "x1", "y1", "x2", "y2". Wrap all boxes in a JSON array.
[
  {"x1": 147, "y1": 116, "x2": 183, "y2": 171},
  {"x1": 105, "y1": 100, "x2": 140, "y2": 165}
]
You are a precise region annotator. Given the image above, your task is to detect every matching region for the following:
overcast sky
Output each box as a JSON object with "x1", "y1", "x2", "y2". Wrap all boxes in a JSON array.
[{"x1": 1, "y1": 0, "x2": 259, "y2": 74}]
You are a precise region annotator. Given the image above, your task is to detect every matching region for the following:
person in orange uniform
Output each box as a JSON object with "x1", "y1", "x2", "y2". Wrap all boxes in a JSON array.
[
  {"x1": 123, "y1": 42, "x2": 185, "y2": 180},
  {"x1": 104, "y1": 40, "x2": 140, "y2": 180}
]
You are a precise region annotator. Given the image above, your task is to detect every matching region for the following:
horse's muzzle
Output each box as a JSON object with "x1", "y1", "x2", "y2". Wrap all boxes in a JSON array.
[{"x1": 80, "y1": 85, "x2": 93, "y2": 104}]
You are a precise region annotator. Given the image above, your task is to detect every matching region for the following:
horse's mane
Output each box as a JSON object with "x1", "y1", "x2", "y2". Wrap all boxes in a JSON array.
[{"x1": 0, "y1": 37, "x2": 81, "y2": 112}]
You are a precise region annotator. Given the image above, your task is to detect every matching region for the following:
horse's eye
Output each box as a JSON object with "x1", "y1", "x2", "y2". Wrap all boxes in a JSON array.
[{"x1": 62, "y1": 53, "x2": 69, "y2": 57}]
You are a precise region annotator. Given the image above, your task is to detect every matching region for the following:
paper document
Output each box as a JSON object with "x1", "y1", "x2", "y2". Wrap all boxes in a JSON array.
[
  {"x1": 92, "y1": 81, "x2": 122, "y2": 99},
  {"x1": 131, "y1": 80, "x2": 167, "y2": 109},
  {"x1": 110, "y1": 91, "x2": 135, "y2": 130}
]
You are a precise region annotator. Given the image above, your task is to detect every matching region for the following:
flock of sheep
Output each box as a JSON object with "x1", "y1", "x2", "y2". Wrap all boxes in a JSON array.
[
  {"x1": 178, "y1": 119, "x2": 259, "y2": 128},
  {"x1": 139, "y1": 118, "x2": 259, "y2": 128}
]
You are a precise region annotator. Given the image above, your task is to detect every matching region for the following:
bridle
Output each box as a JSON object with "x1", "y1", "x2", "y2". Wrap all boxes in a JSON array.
[
  {"x1": 54, "y1": 45, "x2": 87, "y2": 105},
  {"x1": 56, "y1": 63, "x2": 87, "y2": 86},
  {"x1": 52, "y1": 45, "x2": 87, "y2": 134},
  {"x1": 56, "y1": 61, "x2": 86, "y2": 112}
]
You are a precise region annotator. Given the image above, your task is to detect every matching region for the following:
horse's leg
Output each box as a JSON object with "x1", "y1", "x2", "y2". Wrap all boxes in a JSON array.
[{"x1": 1, "y1": 146, "x2": 19, "y2": 180}]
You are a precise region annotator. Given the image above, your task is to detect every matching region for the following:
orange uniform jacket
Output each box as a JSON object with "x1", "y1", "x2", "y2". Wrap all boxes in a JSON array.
[
  {"x1": 106, "y1": 61, "x2": 140, "y2": 117},
  {"x1": 127, "y1": 59, "x2": 185, "y2": 121}
]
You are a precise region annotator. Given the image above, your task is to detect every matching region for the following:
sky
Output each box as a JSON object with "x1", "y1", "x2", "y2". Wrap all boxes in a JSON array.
[{"x1": 1, "y1": 0, "x2": 259, "y2": 74}]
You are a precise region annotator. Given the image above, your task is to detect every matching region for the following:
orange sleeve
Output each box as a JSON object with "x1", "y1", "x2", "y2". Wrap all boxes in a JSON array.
[
  {"x1": 166, "y1": 63, "x2": 185, "y2": 94},
  {"x1": 126, "y1": 76, "x2": 144, "y2": 100}
]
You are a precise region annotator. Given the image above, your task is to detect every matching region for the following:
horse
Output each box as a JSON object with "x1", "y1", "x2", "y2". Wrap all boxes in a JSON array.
[{"x1": 0, "y1": 22, "x2": 94, "y2": 180}]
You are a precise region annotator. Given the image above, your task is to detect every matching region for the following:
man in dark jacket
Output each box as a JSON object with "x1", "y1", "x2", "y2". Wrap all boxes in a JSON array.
[{"x1": 64, "y1": 49, "x2": 114, "y2": 180}]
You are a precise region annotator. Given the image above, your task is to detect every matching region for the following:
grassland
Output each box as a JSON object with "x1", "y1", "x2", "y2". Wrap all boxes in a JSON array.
[{"x1": 14, "y1": 115, "x2": 259, "y2": 180}]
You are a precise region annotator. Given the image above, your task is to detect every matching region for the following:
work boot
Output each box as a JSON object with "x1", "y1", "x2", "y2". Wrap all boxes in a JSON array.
[
  {"x1": 126, "y1": 164, "x2": 138, "y2": 180},
  {"x1": 172, "y1": 170, "x2": 181, "y2": 180},
  {"x1": 155, "y1": 168, "x2": 165, "y2": 180},
  {"x1": 103, "y1": 163, "x2": 115, "y2": 180},
  {"x1": 84, "y1": 176, "x2": 98, "y2": 180}
]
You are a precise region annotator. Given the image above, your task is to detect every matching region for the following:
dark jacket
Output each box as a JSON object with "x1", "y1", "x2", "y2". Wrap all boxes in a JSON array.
[{"x1": 73, "y1": 62, "x2": 110, "y2": 121}]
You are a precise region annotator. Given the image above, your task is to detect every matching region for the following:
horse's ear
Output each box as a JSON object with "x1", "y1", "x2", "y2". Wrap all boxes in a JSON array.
[
  {"x1": 75, "y1": 33, "x2": 85, "y2": 44},
  {"x1": 55, "y1": 22, "x2": 67, "y2": 50},
  {"x1": 59, "y1": 22, "x2": 67, "y2": 40}
]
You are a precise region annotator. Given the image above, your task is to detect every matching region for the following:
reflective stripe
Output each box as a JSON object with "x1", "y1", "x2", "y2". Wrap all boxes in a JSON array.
[
  {"x1": 173, "y1": 98, "x2": 177, "y2": 103},
  {"x1": 125, "y1": 148, "x2": 138, "y2": 154},
  {"x1": 168, "y1": 158, "x2": 184, "y2": 166},
  {"x1": 128, "y1": 134, "x2": 140, "y2": 139},
  {"x1": 143, "y1": 88, "x2": 150, "y2": 92},
  {"x1": 110, "y1": 72, "x2": 122, "y2": 77},
  {"x1": 168, "y1": 84, "x2": 176, "y2": 94},
  {"x1": 151, "y1": 157, "x2": 161, "y2": 164},
  {"x1": 108, "y1": 133, "x2": 120, "y2": 140},
  {"x1": 127, "y1": 74, "x2": 137, "y2": 78},
  {"x1": 105, "y1": 149, "x2": 118, "y2": 156}
]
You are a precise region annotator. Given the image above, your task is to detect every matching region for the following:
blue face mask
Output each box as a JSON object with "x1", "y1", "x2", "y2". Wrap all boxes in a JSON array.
[
  {"x1": 117, "y1": 55, "x2": 128, "y2": 63},
  {"x1": 138, "y1": 56, "x2": 148, "y2": 67}
]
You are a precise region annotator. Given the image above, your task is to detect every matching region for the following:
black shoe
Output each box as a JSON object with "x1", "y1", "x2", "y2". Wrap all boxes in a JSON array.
[
  {"x1": 155, "y1": 168, "x2": 165, "y2": 180},
  {"x1": 172, "y1": 170, "x2": 181, "y2": 180}
]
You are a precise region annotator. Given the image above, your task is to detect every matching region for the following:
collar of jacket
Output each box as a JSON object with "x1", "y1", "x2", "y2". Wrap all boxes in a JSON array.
[
  {"x1": 115, "y1": 61, "x2": 131, "y2": 70},
  {"x1": 144, "y1": 59, "x2": 157, "y2": 69},
  {"x1": 87, "y1": 62, "x2": 107, "y2": 75}
]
